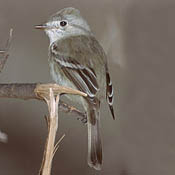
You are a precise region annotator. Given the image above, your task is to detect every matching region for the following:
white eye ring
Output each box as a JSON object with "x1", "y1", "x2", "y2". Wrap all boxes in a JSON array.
[{"x1": 60, "y1": 20, "x2": 68, "y2": 27}]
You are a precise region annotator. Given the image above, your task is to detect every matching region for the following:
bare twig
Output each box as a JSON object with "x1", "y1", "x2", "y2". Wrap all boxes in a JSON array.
[
  {"x1": 0, "y1": 83, "x2": 87, "y2": 121},
  {"x1": 39, "y1": 88, "x2": 60, "y2": 175},
  {"x1": 53, "y1": 134, "x2": 65, "y2": 157},
  {"x1": 0, "y1": 29, "x2": 13, "y2": 72},
  {"x1": 37, "y1": 85, "x2": 87, "y2": 175}
]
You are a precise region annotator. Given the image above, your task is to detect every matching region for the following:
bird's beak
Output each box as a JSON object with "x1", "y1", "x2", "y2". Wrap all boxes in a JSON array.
[{"x1": 35, "y1": 24, "x2": 48, "y2": 30}]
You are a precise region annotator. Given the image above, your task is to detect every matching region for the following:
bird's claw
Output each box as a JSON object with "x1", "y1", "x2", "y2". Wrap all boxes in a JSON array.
[{"x1": 77, "y1": 113, "x2": 87, "y2": 124}]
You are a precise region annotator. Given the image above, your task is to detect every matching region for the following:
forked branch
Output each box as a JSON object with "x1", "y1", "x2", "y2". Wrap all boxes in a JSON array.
[
  {"x1": 0, "y1": 83, "x2": 87, "y2": 121},
  {"x1": 36, "y1": 84, "x2": 87, "y2": 175}
]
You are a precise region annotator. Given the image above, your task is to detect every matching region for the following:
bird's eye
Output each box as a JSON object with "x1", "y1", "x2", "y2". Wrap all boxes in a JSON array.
[{"x1": 60, "y1": 20, "x2": 67, "y2": 27}]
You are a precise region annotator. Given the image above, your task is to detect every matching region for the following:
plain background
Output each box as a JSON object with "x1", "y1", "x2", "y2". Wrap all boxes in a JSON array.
[{"x1": 0, "y1": 0, "x2": 175, "y2": 174}]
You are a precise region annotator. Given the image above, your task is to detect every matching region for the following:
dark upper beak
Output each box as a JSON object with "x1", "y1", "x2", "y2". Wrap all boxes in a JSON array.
[{"x1": 35, "y1": 24, "x2": 48, "y2": 30}]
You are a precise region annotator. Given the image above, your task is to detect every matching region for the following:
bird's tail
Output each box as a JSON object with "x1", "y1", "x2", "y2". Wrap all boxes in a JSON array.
[
  {"x1": 106, "y1": 71, "x2": 115, "y2": 119},
  {"x1": 87, "y1": 106, "x2": 102, "y2": 170}
]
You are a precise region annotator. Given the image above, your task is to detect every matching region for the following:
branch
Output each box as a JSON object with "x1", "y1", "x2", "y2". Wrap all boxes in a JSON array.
[
  {"x1": 39, "y1": 88, "x2": 60, "y2": 175},
  {"x1": 0, "y1": 29, "x2": 13, "y2": 73},
  {"x1": 36, "y1": 85, "x2": 87, "y2": 175},
  {"x1": 0, "y1": 83, "x2": 87, "y2": 122}
]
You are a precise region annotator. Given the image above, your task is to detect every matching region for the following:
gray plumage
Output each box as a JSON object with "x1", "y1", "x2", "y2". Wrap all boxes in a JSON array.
[{"x1": 36, "y1": 7, "x2": 115, "y2": 170}]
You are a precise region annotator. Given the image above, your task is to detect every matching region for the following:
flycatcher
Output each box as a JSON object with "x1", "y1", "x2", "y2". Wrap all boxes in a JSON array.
[{"x1": 35, "y1": 7, "x2": 115, "y2": 170}]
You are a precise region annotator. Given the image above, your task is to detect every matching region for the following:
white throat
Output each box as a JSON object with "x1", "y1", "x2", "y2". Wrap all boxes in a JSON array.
[{"x1": 45, "y1": 29, "x2": 65, "y2": 45}]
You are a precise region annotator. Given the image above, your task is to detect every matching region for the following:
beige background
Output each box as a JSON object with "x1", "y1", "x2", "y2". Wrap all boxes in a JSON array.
[{"x1": 0, "y1": 0, "x2": 175, "y2": 174}]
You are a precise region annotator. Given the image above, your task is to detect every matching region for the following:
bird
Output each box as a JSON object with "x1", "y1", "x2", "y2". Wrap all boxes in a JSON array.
[{"x1": 35, "y1": 7, "x2": 115, "y2": 170}]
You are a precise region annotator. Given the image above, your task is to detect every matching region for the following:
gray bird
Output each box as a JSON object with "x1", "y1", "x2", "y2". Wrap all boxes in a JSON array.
[{"x1": 35, "y1": 7, "x2": 115, "y2": 170}]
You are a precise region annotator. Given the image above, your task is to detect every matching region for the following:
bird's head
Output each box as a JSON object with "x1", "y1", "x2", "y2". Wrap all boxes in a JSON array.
[{"x1": 35, "y1": 7, "x2": 92, "y2": 45}]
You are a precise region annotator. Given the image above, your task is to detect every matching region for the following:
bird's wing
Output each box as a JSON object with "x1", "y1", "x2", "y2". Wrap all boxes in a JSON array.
[{"x1": 53, "y1": 55, "x2": 99, "y2": 100}]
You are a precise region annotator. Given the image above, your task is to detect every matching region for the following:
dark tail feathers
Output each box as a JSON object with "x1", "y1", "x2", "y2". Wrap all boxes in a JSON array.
[
  {"x1": 87, "y1": 107, "x2": 102, "y2": 170},
  {"x1": 106, "y1": 71, "x2": 115, "y2": 119}
]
